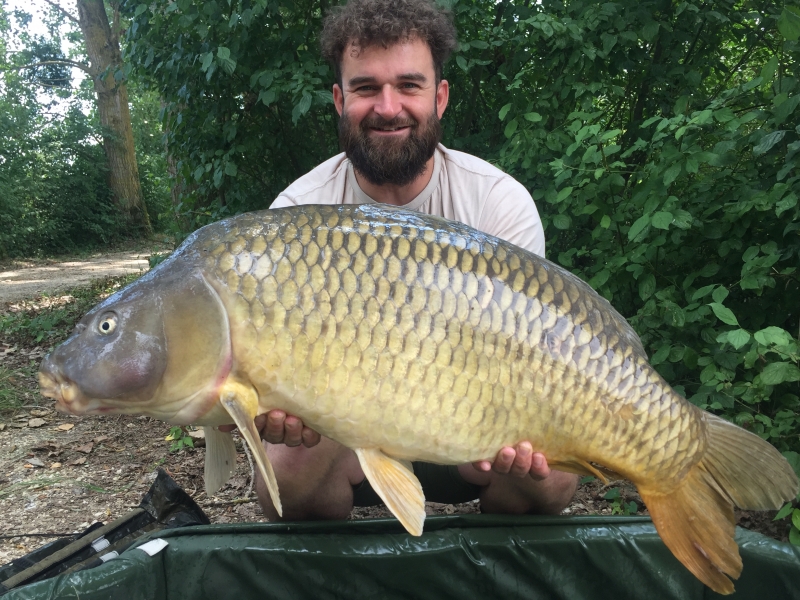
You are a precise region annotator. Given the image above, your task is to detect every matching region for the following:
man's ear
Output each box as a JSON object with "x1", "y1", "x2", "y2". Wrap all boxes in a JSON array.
[
  {"x1": 333, "y1": 84, "x2": 344, "y2": 116},
  {"x1": 436, "y1": 79, "x2": 449, "y2": 118}
]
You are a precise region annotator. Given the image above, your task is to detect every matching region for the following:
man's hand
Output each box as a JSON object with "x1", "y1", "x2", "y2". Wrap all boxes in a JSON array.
[
  {"x1": 471, "y1": 441, "x2": 550, "y2": 480},
  {"x1": 218, "y1": 409, "x2": 321, "y2": 448}
]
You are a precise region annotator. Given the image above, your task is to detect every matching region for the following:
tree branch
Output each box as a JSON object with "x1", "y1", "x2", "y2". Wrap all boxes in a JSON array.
[
  {"x1": 1, "y1": 59, "x2": 91, "y2": 75},
  {"x1": 41, "y1": 0, "x2": 80, "y2": 25}
]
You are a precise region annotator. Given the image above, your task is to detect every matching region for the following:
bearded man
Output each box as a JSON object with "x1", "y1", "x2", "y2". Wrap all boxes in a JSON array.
[{"x1": 228, "y1": 0, "x2": 578, "y2": 522}]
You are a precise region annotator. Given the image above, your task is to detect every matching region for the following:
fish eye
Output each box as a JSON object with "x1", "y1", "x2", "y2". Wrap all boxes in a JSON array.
[{"x1": 97, "y1": 313, "x2": 117, "y2": 335}]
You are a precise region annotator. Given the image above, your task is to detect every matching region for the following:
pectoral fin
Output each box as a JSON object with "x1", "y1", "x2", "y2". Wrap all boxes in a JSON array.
[
  {"x1": 355, "y1": 448, "x2": 425, "y2": 536},
  {"x1": 219, "y1": 380, "x2": 282, "y2": 517},
  {"x1": 203, "y1": 426, "x2": 237, "y2": 496}
]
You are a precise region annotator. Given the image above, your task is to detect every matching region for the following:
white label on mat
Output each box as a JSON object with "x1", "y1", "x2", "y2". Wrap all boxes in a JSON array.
[{"x1": 137, "y1": 538, "x2": 169, "y2": 556}]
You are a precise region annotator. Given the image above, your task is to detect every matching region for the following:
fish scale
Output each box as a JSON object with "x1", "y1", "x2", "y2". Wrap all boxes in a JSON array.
[
  {"x1": 200, "y1": 205, "x2": 699, "y2": 480},
  {"x1": 39, "y1": 203, "x2": 798, "y2": 594}
]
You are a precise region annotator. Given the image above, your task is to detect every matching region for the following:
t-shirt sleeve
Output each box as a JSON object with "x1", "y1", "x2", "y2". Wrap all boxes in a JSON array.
[
  {"x1": 478, "y1": 177, "x2": 546, "y2": 257},
  {"x1": 270, "y1": 195, "x2": 297, "y2": 209}
]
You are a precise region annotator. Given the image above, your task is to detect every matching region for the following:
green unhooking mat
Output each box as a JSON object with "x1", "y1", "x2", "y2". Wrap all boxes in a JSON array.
[{"x1": 4, "y1": 515, "x2": 800, "y2": 600}]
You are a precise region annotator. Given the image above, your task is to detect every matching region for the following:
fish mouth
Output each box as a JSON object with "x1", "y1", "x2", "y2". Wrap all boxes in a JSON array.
[{"x1": 38, "y1": 369, "x2": 97, "y2": 415}]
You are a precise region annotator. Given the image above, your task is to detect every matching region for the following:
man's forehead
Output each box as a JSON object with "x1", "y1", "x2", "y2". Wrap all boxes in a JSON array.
[
  {"x1": 345, "y1": 35, "x2": 424, "y2": 52},
  {"x1": 340, "y1": 37, "x2": 435, "y2": 72}
]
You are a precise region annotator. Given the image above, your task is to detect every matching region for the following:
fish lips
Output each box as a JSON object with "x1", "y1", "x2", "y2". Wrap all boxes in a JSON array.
[{"x1": 38, "y1": 366, "x2": 98, "y2": 415}]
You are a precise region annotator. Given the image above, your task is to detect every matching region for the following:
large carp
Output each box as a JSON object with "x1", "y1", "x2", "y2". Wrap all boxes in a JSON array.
[{"x1": 39, "y1": 204, "x2": 796, "y2": 594}]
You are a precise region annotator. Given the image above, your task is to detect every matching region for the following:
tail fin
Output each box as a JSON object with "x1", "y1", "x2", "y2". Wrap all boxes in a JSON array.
[{"x1": 639, "y1": 413, "x2": 798, "y2": 595}]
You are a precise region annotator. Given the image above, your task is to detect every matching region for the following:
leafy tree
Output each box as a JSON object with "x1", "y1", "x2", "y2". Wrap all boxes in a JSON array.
[
  {"x1": 0, "y1": 2, "x2": 169, "y2": 255},
  {"x1": 2, "y1": 0, "x2": 152, "y2": 234}
]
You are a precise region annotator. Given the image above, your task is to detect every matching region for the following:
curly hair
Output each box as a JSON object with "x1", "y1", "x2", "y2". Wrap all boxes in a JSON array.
[{"x1": 320, "y1": 0, "x2": 458, "y2": 85}]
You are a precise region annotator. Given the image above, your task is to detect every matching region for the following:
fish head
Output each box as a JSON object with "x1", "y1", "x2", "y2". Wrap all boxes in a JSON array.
[{"x1": 39, "y1": 265, "x2": 232, "y2": 425}]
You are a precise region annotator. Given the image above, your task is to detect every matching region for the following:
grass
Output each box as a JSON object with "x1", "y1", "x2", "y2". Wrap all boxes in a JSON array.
[
  {"x1": 0, "y1": 476, "x2": 68, "y2": 499},
  {"x1": 0, "y1": 367, "x2": 23, "y2": 412}
]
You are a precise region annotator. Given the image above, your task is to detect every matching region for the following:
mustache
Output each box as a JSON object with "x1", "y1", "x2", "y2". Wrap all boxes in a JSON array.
[{"x1": 360, "y1": 115, "x2": 418, "y2": 130}]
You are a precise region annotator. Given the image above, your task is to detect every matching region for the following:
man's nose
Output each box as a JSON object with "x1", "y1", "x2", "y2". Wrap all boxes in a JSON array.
[{"x1": 373, "y1": 85, "x2": 402, "y2": 119}]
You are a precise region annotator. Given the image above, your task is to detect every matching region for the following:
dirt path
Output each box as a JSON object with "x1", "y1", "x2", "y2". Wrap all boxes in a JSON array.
[{"x1": 0, "y1": 251, "x2": 151, "y2": 305}]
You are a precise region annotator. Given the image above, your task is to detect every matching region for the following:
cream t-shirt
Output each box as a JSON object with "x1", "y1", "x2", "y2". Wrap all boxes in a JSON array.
[{"x1": 271, "y1": 144, "x2": 545, "y2": 257}]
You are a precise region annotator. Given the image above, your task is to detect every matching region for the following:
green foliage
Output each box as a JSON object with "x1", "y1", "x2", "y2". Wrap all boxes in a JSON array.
[
  {"x1": 0, "y1": 73, "x2": 120, "y2": 255},
  {"x1": 148, "y1": 251, "x2": 172, "y2": 269},
  {"x1": 128, "y1": 82, "x2": 177, "y2": 234},
  {"x1": 123, "y1": 0, "x2": 340, "y2": 228},
  {"x1": 773, "y1": 452, "x2": 800, "y2": 546},
  {"x1": 603, "y1": 487, "x2": 638, "y2": 516},
  {"x1": 165, "y1": 425, "x2": 195, "y2": 452}
]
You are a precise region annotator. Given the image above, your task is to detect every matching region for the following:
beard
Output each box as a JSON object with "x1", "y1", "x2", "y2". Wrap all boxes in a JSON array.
[{"x1": 339, "y1": 109, "x2": 442, "y2": 187}]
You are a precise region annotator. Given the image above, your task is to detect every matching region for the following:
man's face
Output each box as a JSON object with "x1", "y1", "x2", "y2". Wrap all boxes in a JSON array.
[{"x1": 333, "y1": 38, "x2": 449, "y2": 187}]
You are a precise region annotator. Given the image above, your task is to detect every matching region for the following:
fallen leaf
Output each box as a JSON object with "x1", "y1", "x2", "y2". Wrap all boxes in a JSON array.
[
  {"x1": 188, "y1": 429, "x2": 205, "y2": 439},
  {"x1": 30, "y1": 409, "x2": 50, "y2": 417},
  {"x1": 26, "y1": 458, "x2": 44, "y2": 467},
  {"x1": 10, "y1": 423, "x2": 26, "y2": 429},
  {"x1": 93, "y1": 436, "x2": 109, "y2": 444},
  {"x1": 50, "y1": 462, "x2": 62, "y2": 469},
  {"x1": 57, "y1": 423, "x2": 75, "y2": 431},
  {"x1": 0, "y1": 424, "x2": 6, "y2": 432},
  {"x1": 75, "y1": 442, "x2": 94, "y2": 454},
  {"x1": 68, "y1": 457, "x2": 86, "y2": 466},
  {"x1": 28, "y1": 418, "x2": 46, "y2": 428}
]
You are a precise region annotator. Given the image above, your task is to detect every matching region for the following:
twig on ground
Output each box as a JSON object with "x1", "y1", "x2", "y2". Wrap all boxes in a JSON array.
[{"x1": 200, "y1": 498, "x2": 258, "y2": 508}]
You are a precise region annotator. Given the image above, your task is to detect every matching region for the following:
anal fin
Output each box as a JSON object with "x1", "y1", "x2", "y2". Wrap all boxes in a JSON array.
[
  {"x1": 203, "y1": 426, "x2": 237, "y2": 496},
  {"x1": 219, "y1": 380, "x2": 282, "y2": 517},
  {"x1": 355, "y1": 448, "x2": 425, "y2": 536}
]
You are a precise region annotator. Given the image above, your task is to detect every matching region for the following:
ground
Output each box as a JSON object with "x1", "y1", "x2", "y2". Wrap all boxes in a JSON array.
[
  {"x1": 0, "y1": 250, "x2": 153, "y2": 305},
  {"x1": 0, "y1": 249, "x2": 792, "y2": 565}
]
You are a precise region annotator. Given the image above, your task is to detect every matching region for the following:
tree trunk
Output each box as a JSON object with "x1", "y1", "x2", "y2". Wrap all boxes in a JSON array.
[{"x1": 76, "y1": 0, "x2": 152, "y2": 235}]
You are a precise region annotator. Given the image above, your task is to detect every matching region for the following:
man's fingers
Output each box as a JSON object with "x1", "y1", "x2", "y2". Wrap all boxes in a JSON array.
[
  {"x1": 483, "y1": 443, "x2": 551, "y2": 479},
  {"x1": 509, "y1": 442, "x2": 533, "y2": 477},
  {"x1": 217, "y1": 410, "x2": 320, "y2": 447},
  {"x1": 472, "y1": 460, "x2": 492, "y2": 472},
  {"x1": 491, "y1": 446, "x2": 516, "y2": 474},
  {"x1": 263, "y1": 410, "x2": 287, "y2": 443},
  {"x1": 283, "y1": 416, "x2": 304, "y2": 447},
  {"x1": 301, "y1": 427, "x2": 321, "y2": 448},
  {"x1": 528, "y1": 452, "x2": 550, "y2": 480}
]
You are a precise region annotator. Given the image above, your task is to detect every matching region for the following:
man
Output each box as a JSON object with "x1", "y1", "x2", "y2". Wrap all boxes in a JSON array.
[{"x1": 225, "y1": 0, "x2": 578, "y2": 521}]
